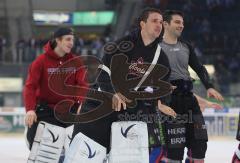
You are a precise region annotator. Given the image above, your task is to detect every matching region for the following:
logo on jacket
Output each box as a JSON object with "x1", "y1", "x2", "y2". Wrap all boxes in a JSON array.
[
  {"x1": 129, "y1": 57, "x2": 147, "y2": 77},
  {"x1": 121, "y1": 124, "x2": 136, "y2": 138},
  {"x1": 47, "y1": 67, "x2": 77, "y2": 74},
  {"x1": 84, "y1": 141, "x2": 96, "y2": 159}
]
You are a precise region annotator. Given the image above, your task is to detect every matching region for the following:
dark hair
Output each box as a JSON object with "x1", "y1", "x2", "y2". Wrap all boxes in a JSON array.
[
  {"x1": 50, "y1": 39, "x2": 58, "y2": 49},
  {"x1": 53, "y1": 27, "x2": 74, "y2": 38},
  {"x1": 137, "y1": 7, "x2": 162, "y2": 28},
  {"x1": 163, "y1": 10, "x2": 184, "y2": 23},
  {"x1": 50, "y1": 27, "x2": 74, "y2": 49}
]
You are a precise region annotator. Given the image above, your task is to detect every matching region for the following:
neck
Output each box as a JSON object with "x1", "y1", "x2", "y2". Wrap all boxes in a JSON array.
[
  {"x1": 54, "y1": 47, "x2": 65, "y2": 57},
  {"x1": 141, "y1": 30, "x2": 155, "y2": 46},
  {"x1": 163, "y1": 32, "x2": 178, "y2": 44}
]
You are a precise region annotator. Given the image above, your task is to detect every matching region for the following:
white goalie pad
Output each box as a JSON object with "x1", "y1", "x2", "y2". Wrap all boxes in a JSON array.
[
  {"x1": 64, "y1": 125, "x2": 74, "y2": 153},
  {"x1": 109, "y1": 121, "x2": 149, "y2": 163},
  {"x1": 27, "y1": 121, "x2": 66, "y2": 163},
  {"x1": 64, "y1": 132, "x2": 107, "y2": 163},
  {"x1": 27, "y1": 122, "x2": 45, "y2": 163}
]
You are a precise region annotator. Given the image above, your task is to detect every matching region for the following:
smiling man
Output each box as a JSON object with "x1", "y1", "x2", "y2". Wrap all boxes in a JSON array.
[
  {"x1": 23, "y1": 27, "x2": 88, "y2": 163},
  {"x1": 69, "y1": 7, "x2": 176, "y2": 163},
  {"x1": 160, "y1": 10, "x2": 224, "y2": 163}
]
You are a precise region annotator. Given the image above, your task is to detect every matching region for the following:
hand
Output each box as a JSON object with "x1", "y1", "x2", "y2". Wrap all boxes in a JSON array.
[
  {"x1": 206, "y1": 101, "x2": 223, "y2": 109},
  {"x1": 112, "y1": 93, "x2": 131, "y2": 111},
  {"x1": 157, "y1": 100, "x2": 177, "y2": 118},
  {"x1": 195, "y1": 93, "x2": 223, "y2": 112},
  {"x1": 25, "y1": 110, "x2": 37, "y2": 128},
  {"x1": 199, "y1": 100, "x2": 223, "y2": 112},
  {"x1": 207, "y1": 88, "x2": 224, "y2": 101}
]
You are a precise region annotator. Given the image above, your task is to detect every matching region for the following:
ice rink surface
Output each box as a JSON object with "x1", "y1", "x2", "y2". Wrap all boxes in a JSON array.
[{"x1": 0, "y1": 135, "x2": 238, "y2": 163}]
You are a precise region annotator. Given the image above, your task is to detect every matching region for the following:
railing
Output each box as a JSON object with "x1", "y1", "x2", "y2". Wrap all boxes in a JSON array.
[{"x1": 0, "y1": 107, "x2": 238, "y2": 136}]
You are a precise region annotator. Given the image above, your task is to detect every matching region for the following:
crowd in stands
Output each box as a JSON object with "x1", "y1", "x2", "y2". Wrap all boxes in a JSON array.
[{"x1": 0, "y1": 37, "x2": 100, "y2": 64}]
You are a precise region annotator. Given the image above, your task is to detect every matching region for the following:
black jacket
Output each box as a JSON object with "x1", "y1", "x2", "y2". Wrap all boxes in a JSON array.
[{"x1": 98, "y1": 29, "x2": 171, "y2": 95}]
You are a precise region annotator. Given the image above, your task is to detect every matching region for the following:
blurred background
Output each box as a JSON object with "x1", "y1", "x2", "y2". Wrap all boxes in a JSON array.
[{"x1": 0, "y1": 0, "x2": 239, "y2": 162}]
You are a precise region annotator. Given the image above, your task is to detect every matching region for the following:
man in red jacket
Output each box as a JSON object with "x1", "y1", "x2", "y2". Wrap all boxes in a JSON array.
[{"x1": 23, "y1": 27, "x2": 88, "y2": 162}]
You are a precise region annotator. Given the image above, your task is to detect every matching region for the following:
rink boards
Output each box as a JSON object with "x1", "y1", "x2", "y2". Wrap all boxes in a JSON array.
[{"x1": 0, "y1": 107, "x2": 239, "y2": 136}]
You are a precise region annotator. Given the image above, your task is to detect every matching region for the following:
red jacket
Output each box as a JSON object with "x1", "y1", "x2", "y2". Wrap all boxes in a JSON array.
[{"x1": 23, "y1": 42, "x2": 88, "y2": 112}]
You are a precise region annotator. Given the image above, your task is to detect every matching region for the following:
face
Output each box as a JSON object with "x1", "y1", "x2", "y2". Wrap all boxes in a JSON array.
[
  {"x1": 141, "y1": 12, "x2": 163, "y2": 40},
  {"x1": 56, "y1": 35, "x2": 74, "y2": 53},
  {"x1": 164, "y1": 14, "x2": 184, "y2": 38}
]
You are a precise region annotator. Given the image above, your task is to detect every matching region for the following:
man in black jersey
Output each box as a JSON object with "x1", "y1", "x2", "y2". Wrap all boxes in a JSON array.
[
  {"x1": 71, "y1": 7, "x2": 176, "y2": 157},
  {"x1": 160, "y1": 10, "x2": 224, "y2": 163}
]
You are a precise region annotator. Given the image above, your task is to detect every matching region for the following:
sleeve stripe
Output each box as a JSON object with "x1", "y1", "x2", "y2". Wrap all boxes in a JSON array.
[
  {"x1": 134, "y1": 44, "x2": 161, "y2": 91},
  {"x1": 98, "y1": 64, "x2": 111, "y2": 76}
]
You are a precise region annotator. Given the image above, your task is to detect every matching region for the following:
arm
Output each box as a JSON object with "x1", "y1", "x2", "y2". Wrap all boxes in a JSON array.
[
  {"x1": 194, "y1": 93, "x2": 223, "y2": 112},
  {"x1": 23, "y1": 58, "x2": 43, "y2": 127},
  {"x1": 157, "y1": 100, "x2": 177, "y2": 118},
  {"x1": 188, "y1": 43, "x2": 213, "y2": 89},
  {"x1": 97, "y1": 53, "x2": 115, "y2": 94},
  {"x1": 188, "y1": 43, "x2": 224, "y2": 101},
  {"x1": 24, "y1": 59, "x2": 43, "y2": 112},
  {"x1": 97, "y1": 42, "x2": 130, "y2": 111},
  {"x1": 156, "y1": 48, "x2": 176, "y2": 117}
]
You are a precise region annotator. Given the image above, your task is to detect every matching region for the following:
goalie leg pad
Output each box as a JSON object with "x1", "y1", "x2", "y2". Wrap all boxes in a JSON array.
[
  {"x1": 64, "y1": 125, "x2": 74, "y2": 152},
  {"x1": 64, "y1": 132, "x2": 107, "y2": 163},
  {"x1": 27, "y1": 121, "x2": 66, "y2": 163},
  {"x1": 109, "y1": 121, "x2": 149, "y2": 163}
]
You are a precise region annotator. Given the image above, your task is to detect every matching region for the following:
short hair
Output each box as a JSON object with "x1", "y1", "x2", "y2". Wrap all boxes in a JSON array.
[
  {"x1": 137, "y1": 7, "x2": 162, "y2": 27},
  {"x1": 163, "y1": 10, "x2": 184, "y2": 23},
  {"x1": 50, "y1": 27, "x2": 74, "y2": 49}
]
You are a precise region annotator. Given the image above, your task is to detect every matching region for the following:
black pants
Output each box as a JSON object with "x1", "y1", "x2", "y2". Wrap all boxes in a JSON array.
[
  {"x1": 26, "y1": 104, "x2": 72, "y2": 150},
  {"x1": 164, "y1": 90, "x2": 208, "y2": 160}
]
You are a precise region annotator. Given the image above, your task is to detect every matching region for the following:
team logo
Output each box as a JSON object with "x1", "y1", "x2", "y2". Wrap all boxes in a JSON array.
[
  {"x1": 129, "y1": 57, "x2": 148, "y2": 77},
  {"x1": 47, "y1": 129, "x2": 59, "y2": 143},
  {"x1": 84, "y1": 141, "x2": 96, "y2": 159},
  {"x1": 121, "y1": 124, "x2": 138, "y2": 139}
]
